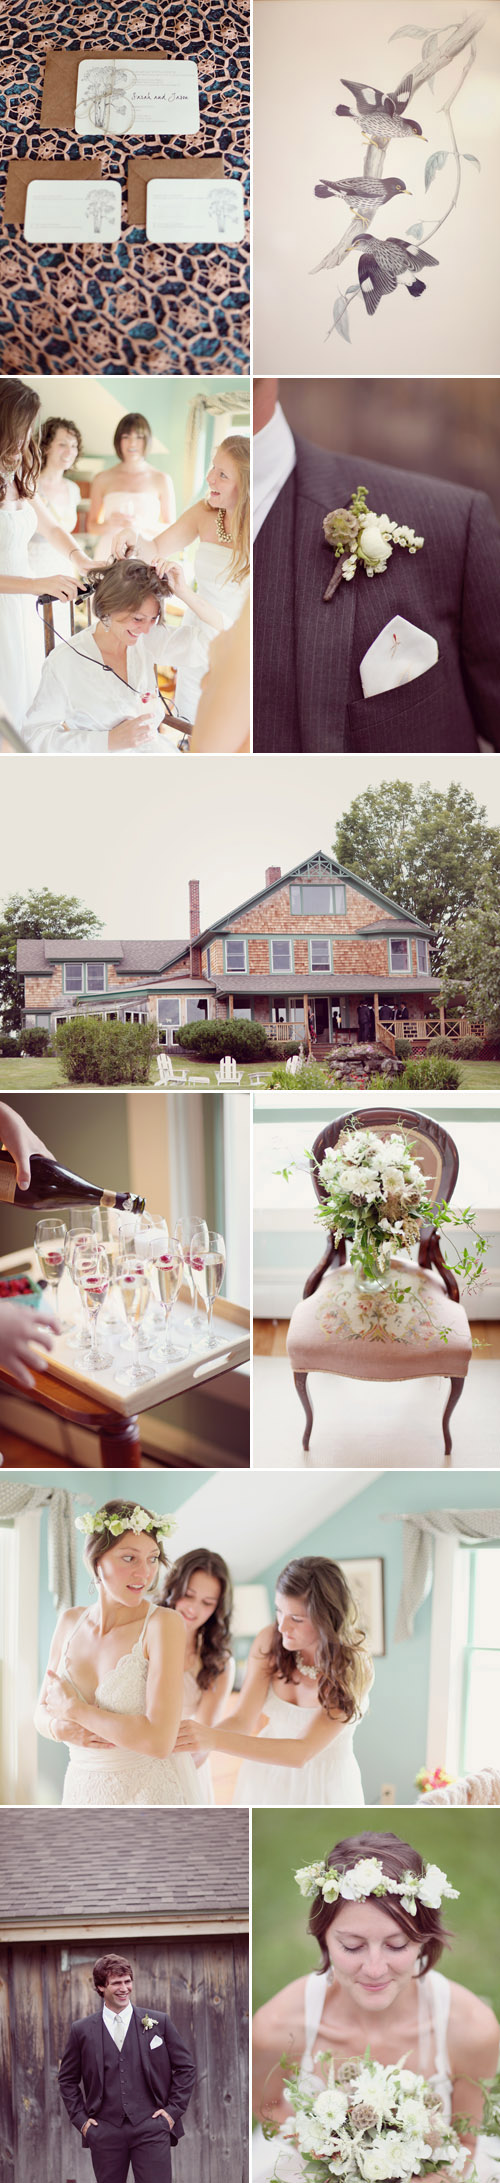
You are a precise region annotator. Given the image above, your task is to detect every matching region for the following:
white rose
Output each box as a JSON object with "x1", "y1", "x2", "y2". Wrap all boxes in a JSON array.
[
  {"x1": 418, "y1": 1863, "x2": 459, "y2": 1907},
  {"x1": 358, "y1": 524, "x2": 393, "y2": 571},
  {"x1": 314, "y1": 2089, "x2": 349, "y2": 2131},
  {"x1": 339, "y1": 1857, "x2": 385, "y2": 1901}
]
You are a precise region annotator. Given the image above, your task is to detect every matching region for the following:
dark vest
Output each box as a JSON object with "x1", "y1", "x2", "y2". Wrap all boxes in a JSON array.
[{"x1": 101, "y1": 2014, "x2": 152, "y2": 2126}]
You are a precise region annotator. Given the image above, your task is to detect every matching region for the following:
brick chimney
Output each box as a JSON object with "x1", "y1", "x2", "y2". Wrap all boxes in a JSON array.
[
  {"x1": 265, "y1": 866, "x2": 281, "y2": 888},
  {"x1": 189, "y1": 879, "x2": 201, "y2": 978}
]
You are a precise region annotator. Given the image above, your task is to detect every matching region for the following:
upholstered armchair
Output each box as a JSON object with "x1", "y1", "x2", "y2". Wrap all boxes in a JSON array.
[{"x1": 286, "y1": 1108, "x2": 473, "y2": 1464}]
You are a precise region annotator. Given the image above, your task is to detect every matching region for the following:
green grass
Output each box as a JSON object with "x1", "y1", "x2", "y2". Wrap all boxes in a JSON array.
[
  {"x1": 457, "y1": 1063, "x2": 500, "y2": 1087},
  {"x1": 252, "y1": 1809, "x2": 500, "y2": 2021},
  {"x1": 1, "y1": 1055, "x2": 499, "y2": 1092}
]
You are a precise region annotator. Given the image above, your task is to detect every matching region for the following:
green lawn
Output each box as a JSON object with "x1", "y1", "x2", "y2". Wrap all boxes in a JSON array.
[{"x1": 0, "y1": 1055, "x2": 499, "y2": 1092}]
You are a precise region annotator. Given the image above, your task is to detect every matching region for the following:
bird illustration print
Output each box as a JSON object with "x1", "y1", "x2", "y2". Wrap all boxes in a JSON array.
[{"x1": 311, "y1": 12, "x2": 484, "y2": 348}]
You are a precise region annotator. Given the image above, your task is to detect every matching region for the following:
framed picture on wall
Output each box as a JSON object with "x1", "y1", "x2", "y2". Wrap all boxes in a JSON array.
[{"x1": 338, "y1": 1557, "x2": 385, "y2": 1657}]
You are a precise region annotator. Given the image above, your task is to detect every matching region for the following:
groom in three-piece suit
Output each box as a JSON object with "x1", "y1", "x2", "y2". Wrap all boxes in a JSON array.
[
  {"x1": 253, "y1": 379, "x2": 500, "y2": 753},
  {"x1": 59, "y1": 1953, "x2": 195, "y2": 2183}
]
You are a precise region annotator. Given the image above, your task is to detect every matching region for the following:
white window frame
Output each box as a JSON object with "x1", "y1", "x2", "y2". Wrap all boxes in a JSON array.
[
  {"x1": 225, "y1": 936, "x2": 248, "y2": 974},
  {"x1": 0, "y1": 1513, "x2": 40, "y2": 1805},
  {"x1": 416, "y1": 939, "x2": 429, "y2": 975},
  {"x1": 86, "y1": 961, "x2": 106, "y2": 993},
  {"x1": 270, "y1": 937, "x2": 293, "y2": 973},
  {"x1": 309, "y1": 937, "x2": 331, "y2": 972},
  {"x1": 389, "y1": 938, "x2": 411, "y2": 974},
  {"x1": 63, "y1": 961, "x2": 84, "y2": 994}
]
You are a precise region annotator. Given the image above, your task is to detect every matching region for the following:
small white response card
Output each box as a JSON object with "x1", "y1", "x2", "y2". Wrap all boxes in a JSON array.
[
  {"x1": 24, "y1": 179, "x2": 122, "y2": 243},
  {"x1": 75, "y1": 59, "x2": 199, "y2": 137},
  {"x1": 146, "y1": 177, "x2": 245, "y2": 243}
]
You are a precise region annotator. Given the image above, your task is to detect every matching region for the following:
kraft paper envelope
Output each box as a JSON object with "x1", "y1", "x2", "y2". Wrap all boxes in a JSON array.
[
  {"x1": 41, "y1": 50, "x2": 199, "y2": 131},
  {"x1": 5, "y1": 157, "x2": 102, "y2": 225},
  {"x1": 128, "y1": 156, "x2": 223, "y2": 227}
]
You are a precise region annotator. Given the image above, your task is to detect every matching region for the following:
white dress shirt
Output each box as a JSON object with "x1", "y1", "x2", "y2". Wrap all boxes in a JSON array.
[
  {"x1": 253, "y1": 402, "x2": 296, "y2": 542},
  {"x1": 22, "y1": 625, "x2": 182, "y2": 754},
  {"x1": 102, "y1": 2000, "x2": 133, "y2": 2048}
]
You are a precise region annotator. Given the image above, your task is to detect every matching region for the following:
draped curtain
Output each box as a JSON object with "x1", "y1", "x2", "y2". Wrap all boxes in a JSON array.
[
  {"x1": 184, "y1": 391, "x2": 250, "y2": 499},
  {"x1": 381, "y1": 1510, "x2": 500, "y2": 1641},
  {"x1": 0, "y1": 1484, "x2": 77, "y2": 1607}
]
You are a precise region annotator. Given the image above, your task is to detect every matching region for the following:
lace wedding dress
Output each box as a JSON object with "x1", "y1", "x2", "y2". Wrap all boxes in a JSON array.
[
  {"x1": 0, "y1": 500, "x2": 41, "y2": 726},
  {"x1": 253, "y1": 1969, "x2": 499, "y2": 2182},
  {"x1": 60, "y1": 1604, "x2": 203, "y2": 1807}
]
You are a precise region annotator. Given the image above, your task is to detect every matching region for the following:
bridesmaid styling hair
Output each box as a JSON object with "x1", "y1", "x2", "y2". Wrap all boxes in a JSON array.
[
  {"x1": 0, "y1": 378, "x2": 41, "y2": 502},
  {"x1": 164, "y1": 1548, "x2": 233, "y2": 1688},
  {"x1": 267, "y1": 1555, "x2": 371, "y2": 1719}
]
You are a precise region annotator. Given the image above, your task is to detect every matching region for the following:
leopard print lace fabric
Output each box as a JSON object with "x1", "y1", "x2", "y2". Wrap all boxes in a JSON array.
[{"x1": 0, "y1": 0, "x2": 249, "y2": 372}]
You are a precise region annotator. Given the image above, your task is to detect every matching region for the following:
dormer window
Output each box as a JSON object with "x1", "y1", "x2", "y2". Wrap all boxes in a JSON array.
[
  {"x1": 64, "y1": 962, "x2": 84, "y2": 993},
  {"x1": 87, "y1": 962, "x2": 105, "y2": 991}
]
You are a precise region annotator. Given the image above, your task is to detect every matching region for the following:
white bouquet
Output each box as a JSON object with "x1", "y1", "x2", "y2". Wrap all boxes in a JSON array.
[
  {"x1": 271, "y1": 2051, "x2": 473, "y2": 2180},
  {"x1": 311, "y1": 1127, "x2": 485, "y2": 1297}
]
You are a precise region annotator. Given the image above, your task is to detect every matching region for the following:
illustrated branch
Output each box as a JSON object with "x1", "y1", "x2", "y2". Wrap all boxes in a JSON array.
[{"x1": 311, "y1": 8, "x2": 484, "y2": 275}]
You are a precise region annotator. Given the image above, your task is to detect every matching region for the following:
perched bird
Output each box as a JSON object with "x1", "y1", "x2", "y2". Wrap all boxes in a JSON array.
[
  {"x1": 335, "y1": 77, "x2": 424, "y2": 147},
  {"x1": 314, "y1": 175, "x2": 407, "y2": 221},
  {"x1": 351, "y1": 232, "x2": 439, "y2": 314}
]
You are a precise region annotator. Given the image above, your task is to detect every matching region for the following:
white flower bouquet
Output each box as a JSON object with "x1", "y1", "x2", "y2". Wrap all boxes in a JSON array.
[
  {"x1": 311, "y1": 1128, "x2": 485, "y2": 1298},
  {"x1": 271, "y1": 2052, "x2": 472, "y2": 2180}
]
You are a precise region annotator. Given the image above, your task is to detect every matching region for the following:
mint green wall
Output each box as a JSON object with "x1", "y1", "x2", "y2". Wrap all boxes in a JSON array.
[
  {"x1": 35, "y1": 376, "x2": 249, "y2": 514},
  {"x1": 254, "y1": 1472, "x2": 500, "y2": 1807},
  {"x1": 37, "y1": 1471, "x2": 212, "y2": 1802}
]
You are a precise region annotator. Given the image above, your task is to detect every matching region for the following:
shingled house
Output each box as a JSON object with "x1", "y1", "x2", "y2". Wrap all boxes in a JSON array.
[
  {"x1": 17, "y1": 851, "x2": 474, "y2": 1048},
  {"x1": 0, "y1": 1807, "x2": 248, "y2": 2183}
]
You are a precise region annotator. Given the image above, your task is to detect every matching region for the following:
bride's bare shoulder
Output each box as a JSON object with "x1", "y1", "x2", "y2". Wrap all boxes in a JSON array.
[
  {"x1": 448, "y1": 1977, "x2": 499, "y2": 2068},
  {"x1": 253, "y1": 1976, "x2": 308, "y2": 2046}
]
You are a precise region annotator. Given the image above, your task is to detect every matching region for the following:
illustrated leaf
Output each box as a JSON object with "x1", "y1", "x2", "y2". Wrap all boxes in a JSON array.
[
  {"x1": 463, "y1": 152, "x2": 481, "y2": 170},
  {"x1": 406, "y1": 221, "x2": 425, "y2": 238},
  {"x1": 424, "y1": 148, "x2": 449, "y2": 189},
  {"x1": 345, "y1": 282, "x2": 360, "y2": 297},
  {"x1": 332, "y1": 292, "x2": 351, "y2": 343},
  {"x1": 388, "y1": 24, "x2": 432, "y2": 38},
  {"x1": 422, "y1": 32, "x2": 439, "y2": 55}
]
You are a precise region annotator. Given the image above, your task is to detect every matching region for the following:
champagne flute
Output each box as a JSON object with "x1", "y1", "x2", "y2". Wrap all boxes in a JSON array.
[
  {"x1": 74, "y1": 1242, "x2": 112, "y2": 1372},
  {"x1": 134, "y1": 1213, "x2": 169, "y2": 1339},
  {"x1": 189, "y1": 1230, "x2": 226, "y2": 1350},
  {"x1": 115, "y1": 1259, "x2": 153, "y2": 1388},
  {"x1": 150, "y1": 1238, "x2": 184, "y2": 1363},
  {"x1": 174, "y1": 1213, "x2": 209, "y2": 1335},
  {"x1": 34, "y1": 1217, "x2": 67, "y2": 1323},
  {"x1": 64, "y1": 1210, "x2": 102, "y2": 1350}
]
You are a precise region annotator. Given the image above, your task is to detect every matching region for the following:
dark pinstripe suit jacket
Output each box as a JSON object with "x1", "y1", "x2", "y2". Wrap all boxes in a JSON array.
[{"x1": 253, "y1": 436, "x2": 500, "y2": 752}]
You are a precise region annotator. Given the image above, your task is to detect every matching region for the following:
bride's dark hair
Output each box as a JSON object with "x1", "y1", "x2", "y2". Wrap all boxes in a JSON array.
[
  {"x1": 0, "y1": 378, "x2": 41, "y2": 504},
  {"x1": 266, "y1": 1556, "x2": 372, "y2": 1722},
  {"x1": 83, "y1": 1500, "x2": 171, "y2": 1589},
  {"x1": 163, "y1": 1548, "x2": 233, "y2": 1689},
  {"x1": 309, "y1": 1832, "x2": 451, "y2": 1977}
]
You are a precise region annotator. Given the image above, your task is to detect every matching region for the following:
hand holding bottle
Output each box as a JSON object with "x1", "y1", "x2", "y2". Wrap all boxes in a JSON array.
[
  {"x1": 0, "y1": 1300, "x2": 60, "y2": 1391},
  {"x1": 0, "y1": 1102, "x2": 55, "y2": 1190}
]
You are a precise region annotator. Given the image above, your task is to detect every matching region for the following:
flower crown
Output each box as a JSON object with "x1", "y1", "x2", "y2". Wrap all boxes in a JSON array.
[
  {"x1": 294, "y1": 1855, "x2": 459, "y2": 1915},
  {"x1": 75, "y1": 1504, "x2": 177, "y2": 1542}
]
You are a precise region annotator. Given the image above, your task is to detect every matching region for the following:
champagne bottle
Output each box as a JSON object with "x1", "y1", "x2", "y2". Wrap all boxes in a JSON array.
[{"x1": 0, "y1": 1149, "x2": 145, "y2": 1215}]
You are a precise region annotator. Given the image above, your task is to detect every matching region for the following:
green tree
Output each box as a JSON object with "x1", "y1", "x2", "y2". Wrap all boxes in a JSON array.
[
  {"x1": 440, "y1": 876, "x2": 500, "y2": 1027},
  {"x1": 0, "y1": 889, "x2": 103, "y2": 1030},
  {"x1": 333, "y1": 781, "x2": 500, "y2": 969}
]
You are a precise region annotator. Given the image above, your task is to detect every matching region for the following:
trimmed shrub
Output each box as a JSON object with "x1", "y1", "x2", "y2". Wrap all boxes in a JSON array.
[
  {"x1": 268, "y1": 1060, "x2": 327, "y2": 1090},
  {"x1": 174, "y1": 1017, "x2": 271, "y2": 1061},
  {"x1": 22, "y1": 1027, "x2": 50, "y2": 1055},
  {"x1": 56, "y1": 1018, "x2": 157, "y2": 1085},
  {"x1": 398, "y1": 1055, "x2": 461, "y2": 1090},
  {"x1": 0, "y1": 1034, "x2": 22, "y2": 1057}
]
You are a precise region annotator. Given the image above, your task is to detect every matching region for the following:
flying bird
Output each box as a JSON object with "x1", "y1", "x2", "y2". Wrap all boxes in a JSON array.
[
  {"x1": 314, "y1": 175, "x2": 407, "y2": 222},
  {"x1": 336, "y1": 78, "x2": 425, "y2": 146},
  {"x1": 351, "y1": 233, "x2": 439, "y2": 314}
]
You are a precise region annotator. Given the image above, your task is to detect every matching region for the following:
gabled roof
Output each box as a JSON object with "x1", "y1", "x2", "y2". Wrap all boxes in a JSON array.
[
  {"x1": 165, "y1": 850, "x2": 433, "y2": 969},
  {"x1": 0, "y1": 1811, "x2": 248, "y2": 1926},
  {"x1": 17, "y1": 939, "x2": 188, "y2": 974}
]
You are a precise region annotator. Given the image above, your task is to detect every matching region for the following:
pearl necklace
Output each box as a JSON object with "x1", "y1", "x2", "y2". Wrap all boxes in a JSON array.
[
  {"x1": 206, "y1": 499, "x2": 232, "y2": 546},
  {"x1": 296, "y1": 1653, "x2": 319, "y2": 1680}
]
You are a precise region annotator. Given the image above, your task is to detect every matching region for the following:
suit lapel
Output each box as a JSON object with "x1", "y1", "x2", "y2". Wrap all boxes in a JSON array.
[
  {"x1": 294, "y1": 471, "x2": 358, "y2": 751},
  {"x1": 133, "y1": 2006, "x2": 153, "y2": 2089}
]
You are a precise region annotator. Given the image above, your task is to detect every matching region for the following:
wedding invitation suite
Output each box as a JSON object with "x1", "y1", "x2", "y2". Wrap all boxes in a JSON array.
[
  {"x1": 23, "y1": 179, "x2": 122, "y2": 243},
  {"x1": 146, "y1": 177, "x2": 245, "y2": 243},
  {"x1": 75, "y1": 58, "x2": 200, "y2": 137}
]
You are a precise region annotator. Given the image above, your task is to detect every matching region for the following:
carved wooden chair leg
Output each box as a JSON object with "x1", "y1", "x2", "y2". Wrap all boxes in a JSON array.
[
  {"x1": 294, "y1": 1371, "x2": 313, "y2": 1453},
  {"x1": 442, "y1": 1377, "x2": 465, "y2": 1465}
]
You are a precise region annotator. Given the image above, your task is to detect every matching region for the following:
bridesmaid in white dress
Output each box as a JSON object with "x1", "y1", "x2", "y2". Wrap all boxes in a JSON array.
[
  {"x1": 34, "y1": 1499, "x2": 202, "y2": 1808},
  {"x1": 0, "y1": 379, "x2": 91, "y2": 727},
  {"x1": 176, "y1": 1556, "x2": 373, "y2": 1807},
  {"x1": 252, "y1": 1830, "x2": 500, "y2": 2183},
  {"x1": 87, "y1": 410, "x2": 176, "y2": 553},
  {"x1": 164, "y1": 1548, "x2": 235, "y2": 1805},
  {"x1": 114, "y1": 435, "x2": 250, "y2": 724}
]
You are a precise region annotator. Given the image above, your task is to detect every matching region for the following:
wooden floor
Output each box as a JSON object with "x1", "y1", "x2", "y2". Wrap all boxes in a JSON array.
[{"x1": 254, "y1": 1318, "x2": 500, "y2": 1358}]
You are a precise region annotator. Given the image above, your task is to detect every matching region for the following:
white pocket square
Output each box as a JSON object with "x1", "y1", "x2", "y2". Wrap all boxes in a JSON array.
[
  {"x1": 150, "y1": 2035, "x2": 163, "y2": 2048},
  {"x1": 360, "y1": 615, "x2": 438, "y2": 698}
]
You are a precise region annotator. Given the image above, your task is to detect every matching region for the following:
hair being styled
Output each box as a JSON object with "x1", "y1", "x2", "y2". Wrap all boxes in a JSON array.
[
  {"x1": 267, "y1": 1556, "x2": 372, "y2": 1722},
  {"x1": 114, "y1": 411, "x2": 152, "y2": 458},
  {"x1": 308, "y1": 1832, "x2": 450, "y2": 1977},
  {"x1": 93, "y1": 1953, "x2": 133, "y2": 1994},
  {"x1": 216, "y1": 435, "x2": 250, "y2": 584},
  {"x1": 83, "y1": 1500, "x2": 171, "y2": 1589},
  {"x1": 0, "y1": 377, "x2": 41, "y2": 504},
  {"x1": 163, "y1": 1548, "x2": 233, "y2": 1690},
  {"x1": 91, "y1": 559, "x2": 171, "y2": 623},
  {"x1": 40, "y1": 416, "x2": 83, "y2": 466}
]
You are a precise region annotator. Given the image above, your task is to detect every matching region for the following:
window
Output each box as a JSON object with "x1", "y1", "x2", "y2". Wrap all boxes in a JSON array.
[
  {"x1": 64, "y1": 962, "x2": 83, "y2": 993},
  {"x1": 271, "y1": 938, "x2": 292, "y2": 972},
  {"x1": 416, "y1": 939, "x2": 429, "y2": 975},
  {"x1": 87, "y1": 961, "x2": 105, "y2": 992},
  {"x1": 389, "y1": 938, "x2": 411, "y2": 974},
  {"x1": 232, "y1": 998, "x2": 252, "y2": 1020},
  {"x1": 461, "y1": 1550, "x2": 500, "y2": 1772},
  {"x1": 310, "y1": 938, "x2": 331, "y2": 971},
  {"x1": 225, "y1": 937, "x2": 247, "y2": 973},
  {"x1": 290, "y1": 883, "x2": 345, "y2": 914},
  {"x1": 158, "y1": 997, "x2": 181, "y2": 1025},
  {"x1": 186, "y1": 997, "x2": 209, "y2": 1022}
]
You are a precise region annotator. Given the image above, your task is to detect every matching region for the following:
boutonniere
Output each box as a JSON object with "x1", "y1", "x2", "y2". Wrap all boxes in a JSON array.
[
  {"x1": 322, "y1": 485, "x2": 424, "y2": 599},
  {"x1": 141, "y1": 2014, "x2": 158, "y2": 2032}
]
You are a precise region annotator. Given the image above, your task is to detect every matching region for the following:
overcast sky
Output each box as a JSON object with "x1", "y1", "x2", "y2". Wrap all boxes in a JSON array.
[{"x1": 3, "y1": 754, "x2": 500, "y2": 937}]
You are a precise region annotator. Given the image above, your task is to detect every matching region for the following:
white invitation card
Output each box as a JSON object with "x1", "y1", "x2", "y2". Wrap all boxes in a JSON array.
[
  {"x1": 24, "y1": 179, "x2": 122, "y2": 242},
  {"x1": 146, "y1": 177, "x2": 245, "y2": 242},
  {"x1": 75, "y1": 58, "x2": 200, "y2": 137}
]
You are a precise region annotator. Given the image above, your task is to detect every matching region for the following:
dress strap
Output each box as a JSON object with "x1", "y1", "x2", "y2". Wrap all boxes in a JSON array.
[
  {"x1": 302, "y1": 1972, "x2": 330, "y2": 2069},
  {"x1": 427, "y1": 1969, "x2": 452, "y2": 2087},
  {"x1": 60, "y1": 1608, "x2": 91, "y2": 1698},
  {"x1": 139, "y1": 1600, "x2": 159, "y2": 1651}
]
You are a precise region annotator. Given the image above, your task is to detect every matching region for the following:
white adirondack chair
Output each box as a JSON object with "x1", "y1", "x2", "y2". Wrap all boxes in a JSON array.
[
  {"x1": 285, "y1": 1052, "x2": 300, "y2": 1076},
  {"x1": 214, "y1": 1055, "x2": 243, "y2": 1087},
  {"x1": 155, "y1": 1050, "x2": 187, "y2": 1087}
]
